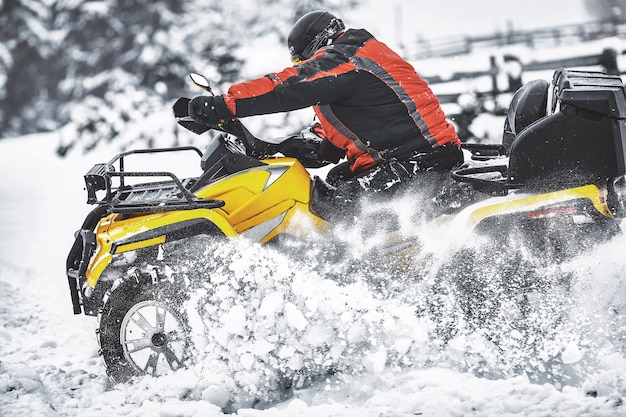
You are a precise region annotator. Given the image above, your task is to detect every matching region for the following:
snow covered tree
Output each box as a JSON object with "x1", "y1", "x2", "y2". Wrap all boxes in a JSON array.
[{"x1": 0, "y1": 0, "x2": 357, "y2": 154}]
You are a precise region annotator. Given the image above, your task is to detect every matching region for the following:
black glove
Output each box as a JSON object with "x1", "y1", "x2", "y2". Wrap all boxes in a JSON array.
[
  {"x1": 318, "y1": 138, "x2": 345, "y2": 164},
  {"x1": 279, "y1": 134, "x2": 323, "y2": 167},
  {"x1": 304, "y1": 121, "x2": 345, "y2": 163},
  {"x1": 278, "y1": 130, "x2": 345, "y2": 168},
  {"x1": 188, "y1": 95, "x2": 235, "y2": 127}
]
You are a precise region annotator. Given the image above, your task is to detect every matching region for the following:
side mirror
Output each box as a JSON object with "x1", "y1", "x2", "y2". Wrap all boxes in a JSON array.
[{"x1": 189, "y1": 73, "x2": 213, "y2": 94}]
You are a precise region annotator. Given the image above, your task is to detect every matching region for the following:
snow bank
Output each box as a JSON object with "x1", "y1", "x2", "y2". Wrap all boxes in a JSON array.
[{"x1": 1, "y1": 130, "x2": 626, "y2": 417}]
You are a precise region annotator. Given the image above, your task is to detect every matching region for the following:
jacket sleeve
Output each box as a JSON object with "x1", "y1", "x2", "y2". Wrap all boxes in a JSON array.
[{"x1": 222, "y1": 54, "x2": 358, "y2": 118}]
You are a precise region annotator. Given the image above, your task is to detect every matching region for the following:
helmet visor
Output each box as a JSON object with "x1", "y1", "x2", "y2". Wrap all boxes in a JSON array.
[{"x1": 291, "y1": 54, "x2": 303, "y2": 65}]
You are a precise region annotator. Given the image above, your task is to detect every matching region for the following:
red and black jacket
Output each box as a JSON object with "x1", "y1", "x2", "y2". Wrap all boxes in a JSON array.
[{"x1": 218, "y1": 28, "x2": 460, "y2": 173}]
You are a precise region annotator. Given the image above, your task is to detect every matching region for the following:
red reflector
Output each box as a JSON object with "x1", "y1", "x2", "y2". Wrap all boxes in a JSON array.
[{"x1": 526, "y1": 206, "x2": 577, "y2": 219}]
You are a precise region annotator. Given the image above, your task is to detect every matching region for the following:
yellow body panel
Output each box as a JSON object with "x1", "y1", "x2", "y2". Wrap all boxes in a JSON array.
[
  {"x1": 464, "y1": 183, "x2": 612, "y2": 228},
  {"x1": 194, "y1": 158, "x2": 312, "y2": 223},
  {"x1": 85, "y1": 158, "x2": 328, "y2": 289},
  {"x1": 86, "y1": 208, "x2": 239, "y2": 288}
]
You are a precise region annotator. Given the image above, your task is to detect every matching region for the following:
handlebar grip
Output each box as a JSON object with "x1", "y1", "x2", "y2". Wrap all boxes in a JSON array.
[{"x1": 172, "y1": 97, "x2": 191, "y2": 118}]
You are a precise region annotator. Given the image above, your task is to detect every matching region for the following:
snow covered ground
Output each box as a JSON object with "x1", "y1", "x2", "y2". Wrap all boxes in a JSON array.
[
  {"x1": 1, "y1": 119, "x2": 626, "y2": 417},
  {"x1": 3, "y1": 20, "x2": 626, "y2": 415}
]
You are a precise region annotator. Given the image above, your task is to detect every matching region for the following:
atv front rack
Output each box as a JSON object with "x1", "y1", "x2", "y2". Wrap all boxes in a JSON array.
[{"x1": 84, "y1": 146, "x2": 225, "y2": 213}]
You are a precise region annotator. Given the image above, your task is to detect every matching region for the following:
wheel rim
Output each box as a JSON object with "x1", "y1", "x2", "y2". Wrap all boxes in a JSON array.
[{"x1": 120, "y1": 300, "x2": 189, "y2": 377}]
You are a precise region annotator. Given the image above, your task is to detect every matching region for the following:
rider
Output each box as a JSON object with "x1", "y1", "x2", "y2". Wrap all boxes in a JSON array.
[{"x1": 188, "y1": 10, "x2": 463, "y2": 215}]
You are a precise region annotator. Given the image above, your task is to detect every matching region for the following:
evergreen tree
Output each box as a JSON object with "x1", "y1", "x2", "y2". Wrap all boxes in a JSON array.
[{"x1": 0, "y1": 0, "x2": 357, "y2": 154}]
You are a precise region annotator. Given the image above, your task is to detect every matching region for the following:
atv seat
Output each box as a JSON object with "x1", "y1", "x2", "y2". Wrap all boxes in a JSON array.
[
  {"x1": 452, "y1": 69, "x2": 626, "y2": 196},
  {"x1": 508, "y1": 69, "x2": 626, "y2": 190},
  {"x1": 502, "y1": 79, "x2": 549, "y2": 151}
]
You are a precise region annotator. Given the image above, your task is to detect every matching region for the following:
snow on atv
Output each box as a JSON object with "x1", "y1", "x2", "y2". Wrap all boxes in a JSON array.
[{"x1": 66, "y1": 68, "x2": 626, "y2": 384}]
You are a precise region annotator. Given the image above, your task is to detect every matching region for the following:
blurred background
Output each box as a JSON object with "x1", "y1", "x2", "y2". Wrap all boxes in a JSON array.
[{"x1": 1, "y1": 0, "x2": 624, "y2": 154}]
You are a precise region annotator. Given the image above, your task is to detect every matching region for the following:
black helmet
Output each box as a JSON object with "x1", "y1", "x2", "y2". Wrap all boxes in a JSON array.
[{"x1": 287, "y1": 10, "x2": 345, "y2": 64}]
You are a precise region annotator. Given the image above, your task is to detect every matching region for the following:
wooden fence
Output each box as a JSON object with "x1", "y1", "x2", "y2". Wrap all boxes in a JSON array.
[
  {"x1": 411, "y1": 21, "x2": 626, "y2": 141},
  {"x1": 408, "y1": 20, "x2": 626, "y2": 59},
  {"x1": 425, "y1": 47, "x2": 623, "y2": 105}
]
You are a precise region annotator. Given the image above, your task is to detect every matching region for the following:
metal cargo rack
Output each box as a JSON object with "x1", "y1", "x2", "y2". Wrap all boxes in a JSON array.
[{"x1": 83, "y1": 146, "x2": 224, "y2": 213}]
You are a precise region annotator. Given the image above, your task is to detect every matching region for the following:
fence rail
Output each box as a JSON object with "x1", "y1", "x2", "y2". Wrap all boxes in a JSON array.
[
  {"x1": 413, "y1": 21, "x2": 626, "y2": 141},
  {"x1": 408, "y1": 20, "x2": 626, "y2": 59},
  {"x1": 425, "y1": 47, "x2": 624, "y2": 105}
]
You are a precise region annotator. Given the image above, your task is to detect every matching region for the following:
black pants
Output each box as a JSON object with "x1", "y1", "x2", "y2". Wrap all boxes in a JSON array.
[
  {"x1": 315, "y1": 143, "x2": 464, "y2": 219},
  {"x1": 327, "y1": 143, "x2": 462, "y2": 194}
]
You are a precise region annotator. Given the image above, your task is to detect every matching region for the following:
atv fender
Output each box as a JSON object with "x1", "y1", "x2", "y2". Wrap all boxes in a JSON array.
[{"x1": 85, "y1": 208, "x2": 236, "y2": 290}]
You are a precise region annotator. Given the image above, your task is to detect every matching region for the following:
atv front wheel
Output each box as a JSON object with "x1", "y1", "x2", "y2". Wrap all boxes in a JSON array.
[{"x1": 97, "y1": 267, "x2": 193, "y2": 383}]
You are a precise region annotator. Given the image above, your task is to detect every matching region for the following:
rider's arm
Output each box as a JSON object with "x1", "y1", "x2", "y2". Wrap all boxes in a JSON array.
[{"x1": 220, "y1": 54, "x2": 359, "y2": 118}]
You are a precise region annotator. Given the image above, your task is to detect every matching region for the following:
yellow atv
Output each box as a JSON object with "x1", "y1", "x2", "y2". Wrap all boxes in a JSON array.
[{"x1": 66, "y1": 69, "x2": 626, "y2": 382}]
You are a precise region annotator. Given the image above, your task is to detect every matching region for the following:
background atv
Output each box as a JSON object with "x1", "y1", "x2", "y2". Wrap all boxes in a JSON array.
[{"x1": 66, "y1": 69, "x2": 626, "y2": 383}]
